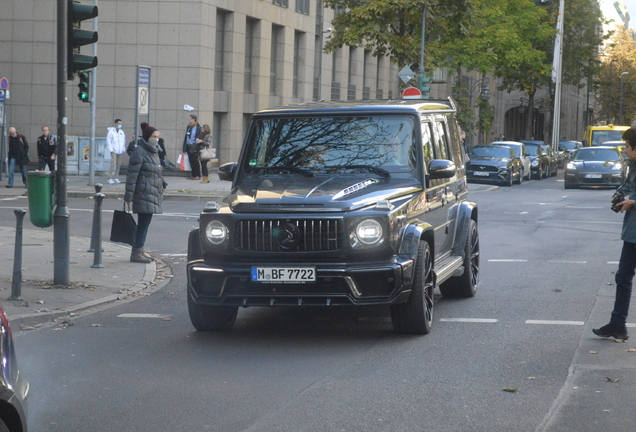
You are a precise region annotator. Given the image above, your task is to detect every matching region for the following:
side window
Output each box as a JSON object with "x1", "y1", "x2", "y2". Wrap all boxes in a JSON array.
[
  {"x1": 434, "y1": 120, "x2": 451, "y2": 160},
  {"x1": 421, "y1": 122, "x2": 434, "y2": 167}
]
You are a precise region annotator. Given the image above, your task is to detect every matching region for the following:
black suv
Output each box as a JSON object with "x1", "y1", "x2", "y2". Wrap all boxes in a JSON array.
[{"x1": 187, "y1": 99, "x2": 479, "y2": 335}]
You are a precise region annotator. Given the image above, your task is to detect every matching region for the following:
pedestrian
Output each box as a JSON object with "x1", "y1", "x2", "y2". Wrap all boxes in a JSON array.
[
  {"x1": 124, "y1": 122, "x2": 165, "y2": 264},
  {"x1": 36, "y1": 125, "x2": 56, "y2": 172},
  {"x1": 593, "y1": 127, "x2": 636, "y2": 342},
  {"x1": 106, "y1": 118, "x2": 127, "y2": 184},
  {"x1": 182, "y1": 114, "x2": 201, "y2": 180},
  {"x1": 6, "y1": 127, "x2": 29, "y2": 189},
  {"x1": 126, "y1": 134, "x2": 138, "y2": 156},
  {"x1": 498, "y1": 134, "x2": 505, "y2": 141},
  {"x1": 196, "y1": 124, "x2": 213, "y2": 184}
]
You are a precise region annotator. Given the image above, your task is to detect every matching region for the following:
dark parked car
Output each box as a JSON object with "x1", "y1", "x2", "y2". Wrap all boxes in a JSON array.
[
  {"x1": 522, "y1": 143, "x2": 550, "y2": 179},
  {"x1": 558, "y1": 140, "x2": 582, "y2": 166},
  {"x1": 540, "y1": 144, "x2": 559, "y2": 176},
  {"x1": 0, "y1": 306, "x2": 29, "y2": 432},
  {"x1": 492, "y1": 141, "x2": 531, "y2": 182},
  {"x1": 466, "y1": 145, "x2": 523, "y2": 186},
  {"x1": 564, "y1": 146, "x2": 627, "y2": 189},
  {"x1": 187, "y1": 99, "x2": 479, "y2": 335}
]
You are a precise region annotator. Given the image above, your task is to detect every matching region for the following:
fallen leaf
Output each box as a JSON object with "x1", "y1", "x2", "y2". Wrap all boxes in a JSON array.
[
  {"x1": 91, "y1": 324, "x2": 101, "y2": 327},
  {"x1": 162, "y1": 318, "x2": 172, "y2": 321},
  {"x1": 20, "y1": 325, "x2": 35, "y2": 330},
  {"x1": 607, "y1": 282, "x2": 614, "y2": 285},
  {"x1": 627, "y1": 349, "x2": 636, "y2": 352},
  {"x1": 527, "y1": 377, "x2": 536, "y2": 380},
  {"x1": 588, "y1": 351, "x2": 598, "y2": 354},
  {"x1": 503, "y1": 388, "x2": 517, "y2": 393},
  {"x1": 606, "y1": 377, "x2": 619, "y2": 383},
  {"x1": 36, "y1": 300, "x2": 45, "y2": 304}
]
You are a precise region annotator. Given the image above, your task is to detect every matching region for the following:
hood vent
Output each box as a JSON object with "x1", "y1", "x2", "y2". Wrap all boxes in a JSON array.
[{"x1": 333, "y1": 179, "x2": 379, "y2": 200}]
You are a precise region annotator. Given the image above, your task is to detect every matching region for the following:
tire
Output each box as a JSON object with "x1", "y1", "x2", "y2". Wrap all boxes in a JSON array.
[
  {"x1": 440, "y1": 219, "x2": 479, "y2": 298},
  {"x1": 391, "y1": 241, "x2": 434, "y2": 335},
  {"x1": 534, "y1": 169, "x2": 541, "y2": 180},
  {"x1": 551, "y1": 164, "x2": 558, "y2": 176},
  {"x1": 506, "y1": 171, "x2": 513, "y2": 187},
  {"x1": 188, "y1": 293, "x2": 238, "y2": 331},
  {"x1": 515, "y1": 168, "x2": 523, "y2": 185},
  {"x1": 525, "y1": 167, "x2": 531, "y2": 181}
]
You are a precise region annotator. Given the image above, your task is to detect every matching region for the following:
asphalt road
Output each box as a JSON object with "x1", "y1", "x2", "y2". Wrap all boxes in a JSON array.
[{"x1": 5, "y1": 174, "x2": 636, "y2": 432}]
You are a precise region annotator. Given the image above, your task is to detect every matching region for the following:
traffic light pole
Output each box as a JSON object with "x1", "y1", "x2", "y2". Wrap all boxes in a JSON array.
[
  {"x1": 88, "y1": 0, "x2": 97, "y2": 186},
  {"x1": 56, "y1": 0, "x2": 71, "y2": 286}
]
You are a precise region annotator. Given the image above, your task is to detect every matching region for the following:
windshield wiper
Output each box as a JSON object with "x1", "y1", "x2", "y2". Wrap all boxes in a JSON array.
[
  {"x1": 257, "y1": 166, "x2": 315, "y2": 177},
  {"x1": 326, "y1": 165, "x2": 391, "y2": 180}
]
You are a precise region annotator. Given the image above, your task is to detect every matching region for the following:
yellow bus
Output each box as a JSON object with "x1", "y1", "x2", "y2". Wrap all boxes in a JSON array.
[{"x1": 583, "y1": 123, "x2": 629, "y2": 147}]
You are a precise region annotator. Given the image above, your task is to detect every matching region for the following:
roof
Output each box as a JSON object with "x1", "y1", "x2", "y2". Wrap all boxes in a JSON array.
[{"x1": 254, "y1": 99, "x2": 456, "y2": 116}]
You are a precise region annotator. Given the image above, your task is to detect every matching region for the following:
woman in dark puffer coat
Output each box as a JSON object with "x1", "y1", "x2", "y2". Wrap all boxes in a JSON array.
[{"x1": 124, "y1": 122, "x2": 165, "y2": 263}]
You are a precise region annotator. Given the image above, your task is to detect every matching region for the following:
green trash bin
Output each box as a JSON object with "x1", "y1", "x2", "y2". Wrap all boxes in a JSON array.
[{"x1": 26, "y1": 171, "x2": 55, "y2": 228}]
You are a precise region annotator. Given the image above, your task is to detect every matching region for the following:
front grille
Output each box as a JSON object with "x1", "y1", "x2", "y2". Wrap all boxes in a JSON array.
[
  {"x1": 235, "y1": 219, "x2": 342, "y2": 252},
  {"x1": 467, "y1": 165, "x2": 499, "y2": 173}
]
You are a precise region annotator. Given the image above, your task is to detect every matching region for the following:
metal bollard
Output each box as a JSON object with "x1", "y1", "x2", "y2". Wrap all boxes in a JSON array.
[
  {"x1": 9, "y1": 209, "x2": 27, "y2": 301},
  {"x1": 91, "y1": 193, "x2": 105, "y2": 268},
  {"x1": 88, "y1": 183, "x2": 104, "y2": 252}
]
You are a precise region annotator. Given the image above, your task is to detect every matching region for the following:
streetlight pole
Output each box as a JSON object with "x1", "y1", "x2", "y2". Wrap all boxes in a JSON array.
[{"x1": 620, "y1": 71, "x2": 629, "y2": 125}]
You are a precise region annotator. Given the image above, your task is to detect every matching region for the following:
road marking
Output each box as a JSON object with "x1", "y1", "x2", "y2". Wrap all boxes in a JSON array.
[
  {"x1": 608, "y1": 261, "x2": 619, "y2": 264},
  {"x1": 575, "y1": 221, "x2": 622, "y2": 225},
  {"x1": 488, "y1": 259, "x2": 528, "y2": 262},
  {"x1": 627, "y1": 323, "x2": 636, "y2": 328},
  {"x1": 547, "y1": 260, "x2": 587, "y2": 264},
  {"x1": 564, "y1": 206, "x2": 602, "y2": 209},
  {"x1": 118, "y1": 313, "x2": 171, "y2": 319},
  {"x1": 161, "y1": 253, "x2": 187, "y2": 257},
  {"x1": 525, "y1": 320, "x2": 584, "y2": 326},
  {"x1": 439, "y1": 318, "x2": 498, "y2": 323}
]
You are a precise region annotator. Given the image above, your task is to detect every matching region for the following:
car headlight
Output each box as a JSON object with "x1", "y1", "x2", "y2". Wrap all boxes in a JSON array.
[
  {"x1": 612, "y1": 163, "x2": 622, "y2": 171},
  {"x1": 351, "y1": 219, "x2": 383, "y2": 246},
  {"x1": 205, "y1": 220, "x2": 228, "y2": 245},
  {"x1": 531, "y1": 159, "x2": 539, "y2": 167},
  {"x1": 566, "y1": 162, "x2": 576, "y2": 170}
]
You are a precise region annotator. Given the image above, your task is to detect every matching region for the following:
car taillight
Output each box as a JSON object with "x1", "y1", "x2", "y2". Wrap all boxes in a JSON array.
[{"x1": 0, "y1": 306, "x2": 12, "y2": 339}]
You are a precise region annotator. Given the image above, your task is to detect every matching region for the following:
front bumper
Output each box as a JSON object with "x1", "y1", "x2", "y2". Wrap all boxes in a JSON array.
[
  {"x1": 187, "y1": 257, "x2": 414, "y2": 307},
  {"x1": 466, "y1": 169, "x2": 509, "y2": 184},
  {"x1": 564, "y1": 171, "x2": 623, "y2": 187}
]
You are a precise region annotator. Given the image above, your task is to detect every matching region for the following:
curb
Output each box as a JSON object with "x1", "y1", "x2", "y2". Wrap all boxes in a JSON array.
[
  {"x1": 7, "y1": 259, "x2": 171, "y2": 328},
  {"x1": 66, "y1": 191, "x2": 227, "y2": 202}
]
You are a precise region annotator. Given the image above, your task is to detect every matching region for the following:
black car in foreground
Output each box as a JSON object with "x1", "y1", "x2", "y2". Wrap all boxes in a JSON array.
[
  {"x1": 466, "y1": 145, "x2": 523, "y2": 186},
  {"x1": 187, "y1": 99, "x2": 479, "y2": 335},
  {"x1": 564, "y1": 146, "x2": 627, "y2": 189},
  {"x1": 0, "y1": 306, "x2": 28, "y2": 432},
  {"x1": 523, "y1": 142, "x2": 550, "y2": 179}
]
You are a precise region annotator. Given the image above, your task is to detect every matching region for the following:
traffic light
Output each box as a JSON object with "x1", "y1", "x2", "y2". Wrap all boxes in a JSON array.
[
  {"x1": 418, "y1": 75, "x2": 431, "y2": 99},
  {"x1": 77, "y1": 71, "x2": 90, "y2": 102},
  {"x1": 67, "y1": 0, "x2": 98, "y2": 80}
]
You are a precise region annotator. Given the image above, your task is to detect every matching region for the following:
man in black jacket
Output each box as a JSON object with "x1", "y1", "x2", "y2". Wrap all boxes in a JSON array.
[
  {"x1": 182, "y1": 114, "x2": 201, "y2": 180},
  {"x1": 6, "y1": 127, "x2": 29, "y2": 188},
  {"x1": 37, "y1": 125, "x2": 56, "y2": 171}
]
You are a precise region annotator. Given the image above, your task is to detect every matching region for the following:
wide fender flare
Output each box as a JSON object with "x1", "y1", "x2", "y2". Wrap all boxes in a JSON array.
[
  {"x1": 188, "y1": 228, "x2": 203, "y2": 262},
  {"x1": 398, "y1": 223, "x2": 433, "y2": 289},
  {"x1": 452, "y1": 201, "x2": 478, "y2": 257}
]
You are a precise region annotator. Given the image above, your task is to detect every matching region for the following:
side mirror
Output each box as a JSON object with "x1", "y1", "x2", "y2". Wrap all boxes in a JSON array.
[
  {"x1": 218, "y1": 162, "x2": 237, "y2": 182},
  {"x1": 428, "y1": 159, "x2": 456, "y2": 179}
]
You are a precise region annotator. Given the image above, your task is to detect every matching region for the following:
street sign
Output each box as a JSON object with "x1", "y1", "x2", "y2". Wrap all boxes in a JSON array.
[
  {"x1": 138, "y1": 87, "x2": 149, "y2": 115},
  {"x1": 402, "y1": 87, "x2": 423, "y2": 99},
  {"x1": 0, "y1": 77, "x2": 9, "y2": 90},
  {"x1": 0, "y1": 90, "x2": 4, "y2": 103},
  {"x1": 398, "y1": 66, "x2": 415, "y2": 84},
  {"x1": 138, "y1": 68, "x2": 150, "y2": 86}
]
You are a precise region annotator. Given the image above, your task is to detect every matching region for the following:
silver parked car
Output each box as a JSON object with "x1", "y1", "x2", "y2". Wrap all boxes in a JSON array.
[
  {"x1": 0, "y1": 305, "x2": 29, "y2": 432},
  {"x1": 492, "y1": 141, "x2": 531, "y2": 181}
]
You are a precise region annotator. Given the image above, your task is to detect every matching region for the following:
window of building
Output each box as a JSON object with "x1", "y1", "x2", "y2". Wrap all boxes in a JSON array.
[
  {"x1": 296, "y1": 0, "x2": 310, "y2": 14},
  {"x1": 244, "y1": 18, "x2": 258, "y2": 94},
  {"x1": 347, "y1": 47, "x2": 356, "y2": 100},
  {"x1": 215, "y1": 10, "x2": 229, "y2": 92},
  {"x1": 293, "y1": 31, "x2": 305, "y2": 98},
  {"x1": 376, "y1": 55, "x2": 383, "y2": 99},
  {"x1": 270, "y1": 25, "x2": 284, "y2": 96},
  {"x1": 331, "y1": 49, "x2": 340, "y2": 100},
  {"x1": 213, "y1": 112, "x2": 224, "y2": 159},
  {"x1": 273, "y1": 0, "x2": 289, "y2": 7}
]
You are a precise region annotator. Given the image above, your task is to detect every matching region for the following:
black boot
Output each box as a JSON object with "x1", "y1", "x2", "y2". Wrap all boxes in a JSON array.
[
  {"x1": 131, "y1": 247, "x2": 151, "y2": 263},
  {"x1": 593, "y1": 324, "x2": 629, "y2": 341}
]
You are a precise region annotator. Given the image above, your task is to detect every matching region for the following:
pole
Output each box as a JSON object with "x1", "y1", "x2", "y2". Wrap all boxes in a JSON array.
[
  {"x1": 91, "y1": 193, "x2": 105, "y2": 268},
  {"x1": 88, "y1": 0, "x2": 98, "y2": 186},
  {"x1": 55, "y1": 0, "x2": 70, "y2": 286},
  {"x1": 135, "y1": 65, "x2": 140, "y2": 149},
  {"x1": 620, "y1": 72, "x2": 628, "y2": 125},
  {"x1": 551, "y1": 0, "x2": 564, "y2": 152},
  {"x1": 9, "y1": 209, "x2": 26, "y2": 301}
]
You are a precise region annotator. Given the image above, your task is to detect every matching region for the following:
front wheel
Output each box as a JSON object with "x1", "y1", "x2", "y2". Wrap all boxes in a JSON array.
[
  {"x1": 515, "y1": 168, "x2": 523, "y2": 185},
  {"x1": 391, "y1": 241, "x2": 434, "y2": 335},
  {"x1": 506, "y1": 171, "x2": 513, "y2": 187},
  {"x1": 440, "y1": 219, "x2": 479, "y2": 298},
  {"x1": 188, "y1": 293, "x2": 238, "y2": 331},
  {"x1": 551, "y1": 164, "x2": 558, "y2": 176}
]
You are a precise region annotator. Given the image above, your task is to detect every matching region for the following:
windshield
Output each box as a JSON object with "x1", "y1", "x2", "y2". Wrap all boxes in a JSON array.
[
  {"x1": 592, "y1": 130, "x2": 624, "y2": 145},
  {"x1": 469, "y1": 146, "x2": 511, "y2": 159},
  {"x1": 496, "y1": 144, "x2": 521, "y2": 156},
  {"x1": 559, "y1": 141, "x2": 578, "y2": 150},
  {"x1": 573, "y1": 148, "x2": 622, "y2": 162},
  {"x1": 243, "y1": 116, "x2": 416, "y2": 173},
  {"x1": 525, "y1": 145, "x2": 541, "y2": 156}
]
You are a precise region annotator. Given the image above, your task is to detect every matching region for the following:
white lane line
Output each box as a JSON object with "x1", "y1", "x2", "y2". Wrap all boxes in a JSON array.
[
  {"x1": 488, "y1": 259, "x2": 528, "y2": 262},
  {"x1": 439, "y1": 318, "x2": 498, "y2": 323},
  {"x1": 575, "y1": 221, "x2": 622, "y2": 225},
  {"x1": 608, "y1": 261, "x2": 619, "y2": 264},
  {"x1": 525, "y1": 320, "x2": 584, "y2": 326},
  {"x1": 546, "y1": 260, "x2": 587, "y2": 264},
  {"x1": 118, "y1": 313, "x2": 171, "y2": 319},
  {"x1": 161, "y1": 253, "x2": 187, "y2": 257},
  {"x1": 564, "y1": 206, "x2": 602, "y2": 209},
  {"x1": 627, "y1": 323, "x2": 636, "y2": 328}
]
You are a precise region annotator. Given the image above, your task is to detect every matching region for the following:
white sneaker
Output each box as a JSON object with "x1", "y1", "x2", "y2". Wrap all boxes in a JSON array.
[
  {"x1": 114, "y1": 178, "x2": 121, "y2": 184},
  {"x1": 108, "y1": 179, "x2": 115, "y2": 184}
]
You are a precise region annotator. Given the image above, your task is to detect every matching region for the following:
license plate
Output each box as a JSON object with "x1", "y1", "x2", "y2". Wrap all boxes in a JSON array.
[
  {"x1": 251, "y1": 267, "x2": 316, "y2": 283},
  {"x1": 473, "y1": 171, "x2": 490, "y2": 177},
  {"x1": 584, "y1": 174, "x2": 602, "y2": 179}
]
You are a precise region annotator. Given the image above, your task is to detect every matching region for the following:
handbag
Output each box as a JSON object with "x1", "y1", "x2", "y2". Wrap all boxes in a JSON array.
[
  {"x1": 199, "y1": 146, "x2": 216, "y2": 161},
  {"x1": 110, "y1": 204, "x2": 137, "y2": 246}
]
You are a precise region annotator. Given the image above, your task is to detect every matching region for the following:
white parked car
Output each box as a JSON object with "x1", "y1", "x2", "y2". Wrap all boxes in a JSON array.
[{"x1": 491, "y1": 141, "x2": 531, "y2": 182}]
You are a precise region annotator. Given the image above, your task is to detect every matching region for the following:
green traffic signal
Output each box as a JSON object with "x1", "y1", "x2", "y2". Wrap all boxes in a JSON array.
[
  {"x1": 417, "y1": 75, "x2": 431, "y2": 99},
  {"x1": 78, "y1": 71, "x2": 90, "y2": 102},
  {"x1": 67, "y1": 1, "x2": 98, "y2": 80}
]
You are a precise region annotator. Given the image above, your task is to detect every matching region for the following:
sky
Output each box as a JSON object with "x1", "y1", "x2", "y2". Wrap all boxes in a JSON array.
[{"x1": 618, "y1": 0, "x2": 636, "y2": 28}]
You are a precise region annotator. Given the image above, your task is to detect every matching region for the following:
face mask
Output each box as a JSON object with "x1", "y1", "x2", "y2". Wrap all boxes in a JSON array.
[
  {"x1": 117, "y1": 124, "x2": 122, "y2": 129},
  {"x1": 149, "y1": 138, "x2": 159, "y2": 146}
]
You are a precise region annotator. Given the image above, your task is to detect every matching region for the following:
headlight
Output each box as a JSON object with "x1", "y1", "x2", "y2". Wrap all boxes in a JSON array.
[
  {"x1": 612, "y1": 163, "x2": 622, "y2": 171},
  {"x1": 205, "y1": 220, "x2": 228, "y2": 245},
  {"x1": 566, "y1": 162, "x2": 576, "y2": 170},
  {"x1": 531, "y1": 160, "x2": 539, "y2": 167},
  {"x1": 352, "y1": 219, "x2": 383, "y2": 246}
]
